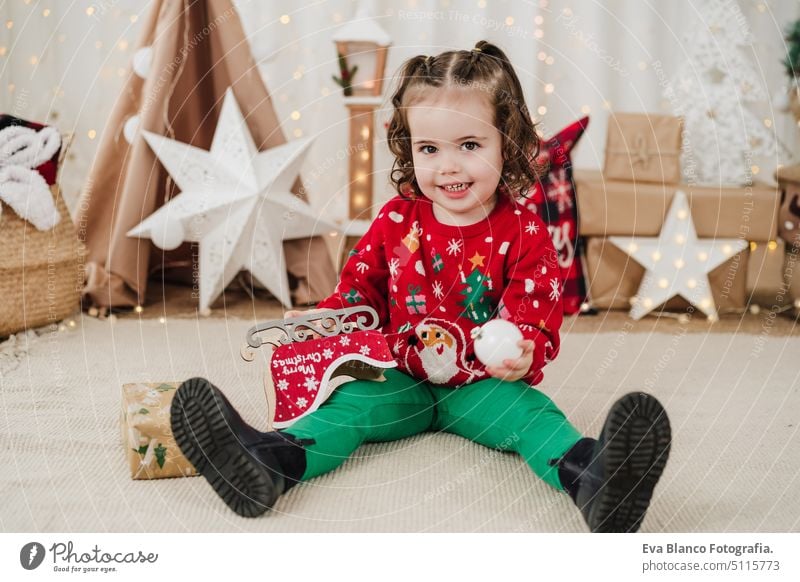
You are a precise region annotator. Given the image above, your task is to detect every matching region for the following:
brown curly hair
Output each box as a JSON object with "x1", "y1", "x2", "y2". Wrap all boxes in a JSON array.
[{"x1": 387, "y1": 40, "x2": 542, "y2": 200}]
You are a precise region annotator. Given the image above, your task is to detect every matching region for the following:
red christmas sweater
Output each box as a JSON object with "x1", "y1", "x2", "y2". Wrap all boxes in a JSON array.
[{"x1": 317, "y1": 194, "x2": 564, "y2": 387}]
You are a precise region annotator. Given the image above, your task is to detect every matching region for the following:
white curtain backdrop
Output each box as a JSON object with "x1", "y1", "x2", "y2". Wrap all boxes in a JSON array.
[{"x1": 2, "y1": 0, "x2": 799, "y2": 224}]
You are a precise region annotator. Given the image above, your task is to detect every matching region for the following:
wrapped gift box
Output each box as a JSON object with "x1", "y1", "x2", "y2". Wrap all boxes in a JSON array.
[
  {"x1": 746, "y1": 240, "x2": 786, "y2": 306},
  {"x1": 774, "y1": 165, "x2": 800, "y2": 315},
  {"x1": 604, "y1": 112, "x2": 683, "y2": 184},
  {"x1": 775, "y1": 164, "x2": 800, "y2": 249},
  {"x1": 576, "y1": 170, "x2": 780, "y2": 240},
  {"x1": 585, "y1": 237, "x2": 748, "y2": 311},
  {"x1": 121, "y1": 382, "x2": 197, "y2": 480},
  {"x1": 785, "y1": 248, "x2": 800, "y2": 312}
]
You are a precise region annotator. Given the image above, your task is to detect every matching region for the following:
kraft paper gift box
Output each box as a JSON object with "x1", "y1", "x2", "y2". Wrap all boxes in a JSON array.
[
  {"x1": 775, "y1": 164, "x2": 800, "y2": 250},
  {"x1": 121, "y1": 382, "x2": 197, "y2": 480},
  {"x1": 603, "y1": 112, "x2": 683, "y2": 184},
  {"x1": 785, "y1": 248, "x2": 800, "y2": 313},
  {"x1": 746, "y1": 239, "x2": 787, "y2": 306},
  {"x1": 575, "y1": 170, "x2": 780, "y2": 240},
  {"x1": 585, "y1": 237, "x2": 748, "y2": 311}
]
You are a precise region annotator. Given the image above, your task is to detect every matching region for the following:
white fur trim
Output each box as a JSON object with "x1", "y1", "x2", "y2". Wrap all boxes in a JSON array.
[
  {"x1": 0, "y1": 166, "x2": 60, "y2": 230},
  {"x1": 0, "y1": 126, "x2": 62, "y2": 230}
]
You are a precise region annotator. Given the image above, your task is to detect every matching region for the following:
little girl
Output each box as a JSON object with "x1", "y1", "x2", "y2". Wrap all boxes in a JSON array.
[{"x1": 171, "y1": 41, "x2": 671, "y2": 532}]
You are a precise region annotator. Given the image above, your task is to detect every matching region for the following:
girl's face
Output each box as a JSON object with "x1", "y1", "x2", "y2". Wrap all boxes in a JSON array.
[{"x1": 407, "y1": 89, "x2": 503, "y2": 226}]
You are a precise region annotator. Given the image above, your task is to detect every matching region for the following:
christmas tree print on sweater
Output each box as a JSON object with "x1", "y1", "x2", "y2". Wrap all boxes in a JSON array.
[
  {"x1": 317, "y1": 194, "x2": 564, "y2": 387},
  {"x1": 458, "y1": 251, "x2": 493, "y2": 324}
]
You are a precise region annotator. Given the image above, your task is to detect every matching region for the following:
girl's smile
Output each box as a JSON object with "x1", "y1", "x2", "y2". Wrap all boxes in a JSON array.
[
  {"x1": 407, "y1": 88, "x2": 504, "y2": 227},
  {"x1": 437, "y1": 182, "x2": 473, "y2": 198}
]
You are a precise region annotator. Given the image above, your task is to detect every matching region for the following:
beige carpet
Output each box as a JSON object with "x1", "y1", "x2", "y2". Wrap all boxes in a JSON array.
[{"x1": 1, "y1": 315, "x2": 799, "y2": 532}]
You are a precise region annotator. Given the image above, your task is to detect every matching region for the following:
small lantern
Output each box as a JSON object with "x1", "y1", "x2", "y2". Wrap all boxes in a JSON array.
[{"x1": 331, "y1": 6, "x2": 391, "y2": 98}]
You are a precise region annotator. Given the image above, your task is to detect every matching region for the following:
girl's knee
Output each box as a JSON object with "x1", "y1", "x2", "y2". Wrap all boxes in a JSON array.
[
  {"x1": 332, "y1": 378, "x2": 391, "y2": 399},
  {"x1": 488, "y1": 381, "x2": 570, "y2": 428},
  {"x1": 477, "y1": 378, "x2": 556, "y2": 408}
]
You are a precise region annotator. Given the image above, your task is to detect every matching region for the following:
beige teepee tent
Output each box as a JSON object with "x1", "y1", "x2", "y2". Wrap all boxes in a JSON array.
[{"x1": 75, "y1": 0, "x2": 336, "y2": 309}]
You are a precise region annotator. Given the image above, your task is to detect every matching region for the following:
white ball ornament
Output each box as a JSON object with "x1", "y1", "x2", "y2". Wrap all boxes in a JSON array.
[
  {"x1": 151, "y1": 218, "x2": 185, "y2": 251},
  {"x1": 470, "y1": 319, "x2": 524, "y2": 368},
  {"x1": 132, "y1": 47, "x2": 153, "y2": 78}
]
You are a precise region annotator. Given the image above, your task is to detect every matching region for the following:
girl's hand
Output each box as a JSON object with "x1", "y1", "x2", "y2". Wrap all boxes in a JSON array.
[
  {"x1": 284, "y1": 307, "x2": 331, "y2": 339},
  {"x1": 484, "y1": 339, "x2": 535, "y2": 383},
  {"x1": 284, "y1": 308, "x2": 328, "y2": 320}
]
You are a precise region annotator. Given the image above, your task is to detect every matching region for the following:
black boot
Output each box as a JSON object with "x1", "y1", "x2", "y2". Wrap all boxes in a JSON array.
[
  {"x1": 170, "y1": 377, "x2": 314, "y2": 518},
  {"x1": 551, "y1": 392, "x2": 671, "y2": 532}
]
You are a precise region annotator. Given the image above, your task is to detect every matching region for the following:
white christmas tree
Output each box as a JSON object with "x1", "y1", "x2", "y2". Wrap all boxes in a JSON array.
[{"x1": 665, "y1": 0, "x2": 786, "y2": 186}]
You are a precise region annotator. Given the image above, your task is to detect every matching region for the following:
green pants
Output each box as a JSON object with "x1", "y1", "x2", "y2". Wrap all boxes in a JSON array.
[{"x1": 284, "y1": 369, "x2": 582, "y2": 490}]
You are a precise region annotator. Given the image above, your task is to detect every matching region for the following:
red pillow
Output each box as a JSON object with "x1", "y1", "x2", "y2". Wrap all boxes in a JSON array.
[{"x1": 523, "y1": 116, "x2": 589, "y2": 315}]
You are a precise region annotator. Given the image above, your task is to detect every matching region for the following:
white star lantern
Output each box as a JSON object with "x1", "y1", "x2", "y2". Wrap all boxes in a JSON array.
[
  {"x1": 610, "y1": 190, "x2": 747, "y2": 321},
  {"x1": 128, "y1": 88, "x2": 338, "y2": 312}
]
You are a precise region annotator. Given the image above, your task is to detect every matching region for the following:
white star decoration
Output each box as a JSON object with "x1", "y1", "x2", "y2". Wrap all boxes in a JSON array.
[
  {"x1": 127, "y1": 88, "x2": 338, "y2": 311},
  {"x1": 610, "y1": 190, "x2": 748, "y2": 321}
]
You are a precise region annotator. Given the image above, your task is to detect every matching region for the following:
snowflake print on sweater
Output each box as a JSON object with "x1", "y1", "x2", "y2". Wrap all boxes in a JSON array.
[
  {"x1": 549, "y1": 277, "x2": 562, "y2": 301},
  {"x1": 388, "y1": 258, "x2": 400, "y2": 280},
  {"x1": 432, "y1": 280, "x2": 444, "y2": 299},
  {"x1": 447, "y1": 238, "x2": 463, "y2": 256},
  {"x1": 317, "y1": 194, "x2": 563, "y2": 387}
]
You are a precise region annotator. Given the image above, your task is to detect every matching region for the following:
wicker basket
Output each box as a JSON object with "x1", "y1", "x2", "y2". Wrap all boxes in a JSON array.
[{"x1": 0, "y1": 184, "x2": 84, "y2": 338}]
